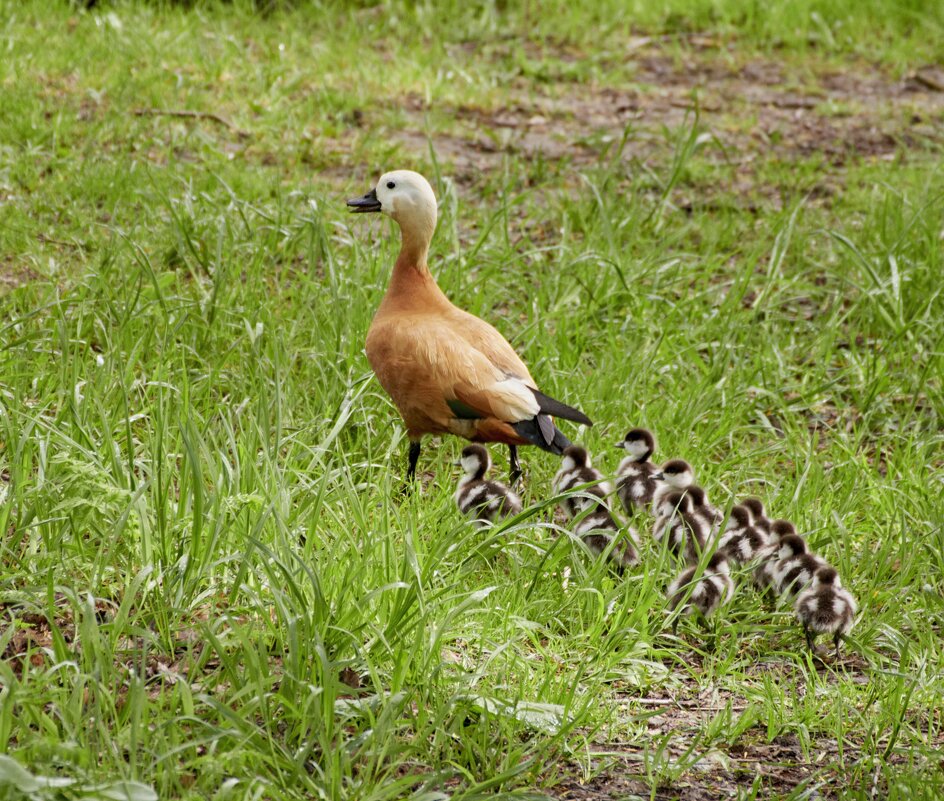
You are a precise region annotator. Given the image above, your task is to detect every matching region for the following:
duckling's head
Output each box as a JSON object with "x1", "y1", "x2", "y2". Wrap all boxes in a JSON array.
[
  {"x1": 770, "y1": 519, "x2": 797, "y2": 543},
  {"x1": 459, "y1": 444, "x2": 490, "y2": 479},
  {"x1": 686, "y1": 485, "x2": 708, "y2": 507},
  {"x1": 727, "y1": 504, "x2": 753, "y2": 529},
  {"x1": 664, "y1": 490, "x2": 694, "y2": 514},
  {"x1": 811, "y1": 566, "x2": 840, "y2": 590},
  {"x1": 655, "y1": 459, "x2": 694, "y2": 489},
  {"x1": 742, "y1": 497, "x2": 766, "y2": 519},
  {"x1": 561, "y1": 445, "x2": 591, "y2": 471},
  {"x1": 777, "y1": 533, "x2": 807, "y2": 558},
  {"x1": 347, "y1": 170, "x2": 438, "y2": 246},
  {"x1": 615, "y1": 428, "x2": 656, "y2": 461}
]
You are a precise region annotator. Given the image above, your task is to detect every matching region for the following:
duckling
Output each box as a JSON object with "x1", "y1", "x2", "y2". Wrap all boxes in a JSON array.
[
  {"x1": 742, "y1": 497, "x2": 772, "y2": 536},
  {"x1": 554, "y1": 445, "x2": 638, "y2": 569},
  {"x1": 652, "y1": 491, "x2": 709, "y2": 562},
  {"x1": 667, "y1": 553, "x2": 735, "y2": 631},
  {"x1": 752, "y1": 519, "x2": 796, "y2": 592},
  {"x1": 773, "y1": 533, "x2": 829, "y2": 599},
  {"x1": 614, "y1": 428, "x2": 659, "y2": 513},
  {"x1": 794, "y1": 566, "x2": 857, "y2": 658},
  {"x1": 685, "y1": 485, "x2": 724, "y2": 540},
  {"x1": 454, "y1": 444, "x2": 523, "y2": 527},
  {"x1": 651, "y1": 459, "x2": 695, "y2": 511},
  {"x1": 348, "y1": 170, "x2": 592, "y2": 484},
  {"x1": 717, "y1": 504, "x2": 770, "y2": 564}
]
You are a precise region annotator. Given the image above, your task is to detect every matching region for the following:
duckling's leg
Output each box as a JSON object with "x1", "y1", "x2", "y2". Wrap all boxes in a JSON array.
[
  {"x1": 508, "y1": 445, "x2": 522, "y2": 484},
  {"x1": 406, "y1": 441, "x2": 422, "y2": 482},
  {"x1": 804, "y1": 625, "x2": 815, "y2": 654},
  {"x1": 833, "y1": 633, "x2": 842, "y2": 660}
]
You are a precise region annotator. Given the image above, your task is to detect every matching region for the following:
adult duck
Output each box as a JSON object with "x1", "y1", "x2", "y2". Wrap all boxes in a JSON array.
[{"x1": 348, "y1": 170, "x2": 591, "y2": 482}]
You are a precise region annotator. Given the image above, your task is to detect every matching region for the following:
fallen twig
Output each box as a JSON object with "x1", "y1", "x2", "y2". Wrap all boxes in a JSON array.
[{"x1": 132, "y1": 107, "x2": 249, "y2": 138}]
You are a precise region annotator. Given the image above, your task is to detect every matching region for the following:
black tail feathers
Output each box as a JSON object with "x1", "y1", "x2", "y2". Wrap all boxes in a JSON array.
[
  {"x1": 512, "y1": 415, "x2": 573, "y2": 455},
  {"x1": 529, "y1": 388, "x2": 592, "y2": 427}
]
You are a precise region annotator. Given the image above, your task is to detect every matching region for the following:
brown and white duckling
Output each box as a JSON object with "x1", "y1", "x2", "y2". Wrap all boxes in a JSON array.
[
  {"x1": 667, "y1": 553, "x2": 735, "y2": 630},
  {"x1": 685, "y1": 485, "x2": 724, "y2": 540},
  {"x1": 652, "y1": 491, "x2": 709, "y2": 562},
  {"x1": 554, "y1": 445, "x2": 637, "y2": 569},
  {"x1": 752, "y1": 519, "x2": 796, "y2": 592},
  {"x1": 614, "y1": 427, "x2": 660, "y2": 513},
  {"x1": 454, "y1": 444, "x2": 523, "y2": 526},
  {"x1": 717, "y1": 504, "x2": 770, "y2": 564},
  {"x1": 651, "y1": 459, "x2": 695, "y2": 511},
  {"x1": 773, "y1": 533, "x2": 829, "y2": 599},
  {"x1": 741, "y1": 497, "x2": 772, "y2": 536},
  {"x1": 794, "y1": 566, "x2": 857, "y2": 658}
]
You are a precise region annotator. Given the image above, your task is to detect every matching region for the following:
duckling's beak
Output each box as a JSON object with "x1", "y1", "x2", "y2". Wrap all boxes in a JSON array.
[
  {"x1": 614, "y1": 440, "x2": 627, "y2": 449},
  {"x1": 347, "y1": 188, "x2": 382, "y2": 213},
  {"x1": 652, "y1": 471, "x2": 665, "y2": 481},
  {"x1": 452, "y1": 459, "x2": 461, "y2": 467}
]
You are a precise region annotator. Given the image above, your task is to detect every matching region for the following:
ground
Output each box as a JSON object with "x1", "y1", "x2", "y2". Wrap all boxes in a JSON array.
[{"x1": 1, "y1": 1, "x2": 943, "y2": 800}]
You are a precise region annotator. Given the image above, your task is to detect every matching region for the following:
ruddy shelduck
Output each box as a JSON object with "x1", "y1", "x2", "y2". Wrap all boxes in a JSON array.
[{"x1": 348, "y1": 170, "x2": 591, "y2": 482}]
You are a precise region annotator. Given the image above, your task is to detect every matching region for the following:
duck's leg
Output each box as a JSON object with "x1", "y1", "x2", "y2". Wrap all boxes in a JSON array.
[
  {"x1": 833, "y1": 633, "x2": 842, "y2": 661},
  {"x1": 406, "y1": 441, "x2": 422, "y2": 482},
  {"x1": 508, "y1": 445, "x2": 522, "y2": 484},
  {"x1": 804, "y1": 625, "x2": 815, "y2": 654}
]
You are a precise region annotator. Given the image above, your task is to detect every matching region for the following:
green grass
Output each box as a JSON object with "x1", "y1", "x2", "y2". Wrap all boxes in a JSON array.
[{"x1": 2, "y1": 1, "x2": 944, "y2": 799}]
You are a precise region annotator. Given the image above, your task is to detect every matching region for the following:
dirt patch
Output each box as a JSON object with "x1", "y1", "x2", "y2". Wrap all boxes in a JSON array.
[{"x1": 379, "y1": 46, "x2": 943, "y2": 190}]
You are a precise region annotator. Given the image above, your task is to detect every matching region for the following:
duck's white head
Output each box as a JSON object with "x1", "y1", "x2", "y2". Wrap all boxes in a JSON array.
[{"x1": 347, "y1": 170, "x2": 438, "y2": 252}]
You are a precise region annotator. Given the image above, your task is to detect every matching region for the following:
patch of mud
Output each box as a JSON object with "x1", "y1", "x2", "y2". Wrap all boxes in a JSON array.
[{"x1": 382, "y1": 47, "x2": 944, "y2": 190}]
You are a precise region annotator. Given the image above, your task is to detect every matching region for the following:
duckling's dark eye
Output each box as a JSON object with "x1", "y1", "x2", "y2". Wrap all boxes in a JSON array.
[{"x1": 386, "y1": 181, "x2": 396, "y2": 189}]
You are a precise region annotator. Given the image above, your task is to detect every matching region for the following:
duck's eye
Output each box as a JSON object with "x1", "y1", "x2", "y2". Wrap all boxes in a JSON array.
[{"x1": 386, "y1": 181, "x2": 396, "y2": 189}]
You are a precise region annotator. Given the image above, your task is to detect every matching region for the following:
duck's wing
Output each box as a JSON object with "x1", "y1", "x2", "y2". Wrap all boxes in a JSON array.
[
  {"x1": 448, "y1": 308, "x2": 592, "y2": 426},
  {"x1": 367, "y1": 315, "x2": 541, "y2": 426}
]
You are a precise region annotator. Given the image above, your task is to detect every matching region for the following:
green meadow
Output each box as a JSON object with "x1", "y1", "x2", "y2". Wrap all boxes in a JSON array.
[{"x1": 1, "y1": 1, "x2": 943, "y2": 798}]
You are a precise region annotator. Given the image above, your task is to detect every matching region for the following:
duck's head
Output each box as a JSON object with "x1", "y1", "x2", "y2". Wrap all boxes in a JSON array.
[
  {"x1": 777, "y1": 533, "x2": 807, "y2": 558},
  {"x1": 347, "y1": 170, "x2": 438, "y2": 241},
  {"x1": 561, "y1": 445, "x2": 591, "y2": 471},
  {"x1": 459, "y1": 444, "x2": 490, "y2": 479},
  {"x1": 615, "y1": 427, "x2": 656, "y2": 461},
  {"x1": 742, "y1": 497, "x2": 766, "y2": 519},
  {"x1": 770, "y1": 519, "x2": 797, "y2": 543},
  {"x1": 664, "y1": 490, "x2": 694, "y2": 515},
  {"x1": 686, "y1": 485, "x2": 708, "y2": 507},
  {"x1": 726, "y1": 504, "x2": 753, "y2": 530},
  {"x1": 653, "y1": 459, "x2": 694, "y2": 489},
  {"x1": 811, "y1": 566, "x2": 840, "y2": 590}
]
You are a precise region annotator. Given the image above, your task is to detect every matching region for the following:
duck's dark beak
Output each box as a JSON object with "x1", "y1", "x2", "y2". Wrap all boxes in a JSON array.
[
  {"x1": 614, "y1": 440, "x2": 627, "y2": 449},
  {"x1": 652, "y1": 471, "x2": 665, "y2": 481},
  {"x1": 347, "y1": 187, "x2": 382, "y2": 213}
]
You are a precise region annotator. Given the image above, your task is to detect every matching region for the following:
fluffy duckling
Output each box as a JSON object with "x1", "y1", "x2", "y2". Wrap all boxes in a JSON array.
[
  {"x1": 667, "y1": 553, "x2": 735, "y2": 630},
  {"x1": 794, "y1": 566, "x2": 857, "y2": 658},
  {"x1": 773, "y1": 533, "x2": 829, "y2": 599},
  {"x1": 742, "y1": 497, "x2": 772, "y2": 536},
  {"x1": 652, "y1": 491, "x2": 709, "y2": 562},
  {"x1": 651, "y1": 459, "x2": 695, "y2": 511},
  {"x1": 717, "y1": 504, "x2": 770, "y2": 564},
  {"x1": 454, "y1": 444, "x2": 523, "y2": 526},
  {"x1": 348, "y1": 170, "x2": 592, "y2": 484},
  {"x1": 685, "y1": 485, "x2": 723, "y2": 540},
  {"x1": 752, "y1": 519, "x2": 797, "y2": 592},
  {"x1": 614, "y1": 428, "x2": 660, "y2": 513},
  {"x1": 554, "y1": 446, "x2": 638, "y2": 569}
]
